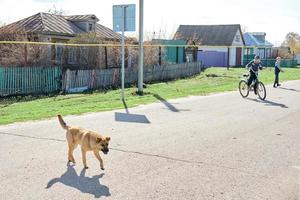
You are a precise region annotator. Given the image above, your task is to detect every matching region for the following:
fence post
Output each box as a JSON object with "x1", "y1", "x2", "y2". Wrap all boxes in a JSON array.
[
  {"x1": 105, "y1": 47, "x2": 108, "y2": 69},
  {"x1": 24, "y1": 44, "x2": 28, "y2": 67},
  {"x1": 159, "y1": 46, "x2": 162, "y2": 66},
  {"x1": 176, "y1": 47, "x2": 179, "y2": 64},
  {"x1": 65, "y1": 69, "x2": 71, "y2": 92},
  {"x1": 91, "y1": 69, "x2": 96, "y2": 89}
]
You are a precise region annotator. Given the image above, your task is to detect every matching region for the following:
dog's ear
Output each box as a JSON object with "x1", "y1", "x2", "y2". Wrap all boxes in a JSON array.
[
  {"x1": 96, "y1": 137, "x2": 102, "y2": 143},
  {"x1": 106, "y1": 137, "x2": 111, "y2": 142}
]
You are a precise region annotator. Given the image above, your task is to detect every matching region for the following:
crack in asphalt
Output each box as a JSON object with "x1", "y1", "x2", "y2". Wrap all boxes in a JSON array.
[
  {"x1": 0, "y1": 131, "x2": 272, "y2": 179},
  {"x1": 0, "y1": 131, "x2": 65, "y2": 142}
]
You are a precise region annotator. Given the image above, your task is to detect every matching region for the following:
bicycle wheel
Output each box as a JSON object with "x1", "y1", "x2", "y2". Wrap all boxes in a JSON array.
[
  {"x1": 257, "y1": 81, "x2": 266, "y2": 100},
  {"x1": 239, "y1": 80, "x2": 249, "y2": 98}
]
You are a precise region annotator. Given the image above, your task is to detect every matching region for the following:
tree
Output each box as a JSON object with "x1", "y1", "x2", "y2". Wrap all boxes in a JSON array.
[
  {"x1": 241, "y1": 25, "x2": 248, "y2": 33},
  {"x1": 46, "y1": 5, "x2": 66, "y2": 15},
  {"x1": 281, "y1": 32, "x2": 300, "y2": 53}
]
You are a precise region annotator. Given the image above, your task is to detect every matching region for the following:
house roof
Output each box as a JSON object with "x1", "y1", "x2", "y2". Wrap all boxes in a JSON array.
[
  {"x1": 173, "y1": 24, "x2": 245, "y2": 46},
  {"x1": 243, "y1": 32, "x2": 273, "y2": 47},
  {"x1": 0, "y1": 13, "x2": 121, "y2": 40},
  {"x1": 64, "y1": 14, "x2": 99, "y2": 22},
  {"x1": 95, "y1": 23, "x2": 122, "y2": 40}
]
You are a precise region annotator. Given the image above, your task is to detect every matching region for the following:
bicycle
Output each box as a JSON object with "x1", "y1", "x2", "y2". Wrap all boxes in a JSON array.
[{"x1": 239, "y1": 72, "x2": 266, "y2": 100}]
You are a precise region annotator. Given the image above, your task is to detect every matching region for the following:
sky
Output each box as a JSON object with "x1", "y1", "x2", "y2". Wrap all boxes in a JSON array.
[{"x1": 0, "y1": 0, "x2": 299, "y2": 46}]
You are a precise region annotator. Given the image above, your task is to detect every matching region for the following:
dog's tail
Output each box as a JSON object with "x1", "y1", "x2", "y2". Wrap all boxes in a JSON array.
[{"x1": 57, "y1": 115, "x2": 69, "y2": 130}]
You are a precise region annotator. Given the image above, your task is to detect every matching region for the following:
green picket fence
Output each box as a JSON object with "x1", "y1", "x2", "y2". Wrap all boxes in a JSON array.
[
  {"x1": 0, "y1": 66, "x2": 61, "y2": 97},
  {"x1": 243, "y1": 58, "x2": 298, "y2": 67}
]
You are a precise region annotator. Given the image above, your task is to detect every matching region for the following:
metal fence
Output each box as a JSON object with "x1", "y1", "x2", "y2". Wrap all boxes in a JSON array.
[
  {"x1": 0, "y1": 62, "x2": 202, "y2": 97},
  {"x1": 243, "y1": 58, "x2": 298, "y2": 67}
]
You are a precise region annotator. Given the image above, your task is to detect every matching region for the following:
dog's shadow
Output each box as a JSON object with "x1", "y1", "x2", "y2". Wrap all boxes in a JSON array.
[{"x1": 46, "y1": 164, "x2": 111, "y2": 198}]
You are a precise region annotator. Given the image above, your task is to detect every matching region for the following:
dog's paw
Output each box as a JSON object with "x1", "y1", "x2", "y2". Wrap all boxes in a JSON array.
[
  {"x1": 101, "y1": 167, "x2": 105, "y2": 170},
  {"x1": 84, "y1": 166, "x2": 89, "y2": 169}
]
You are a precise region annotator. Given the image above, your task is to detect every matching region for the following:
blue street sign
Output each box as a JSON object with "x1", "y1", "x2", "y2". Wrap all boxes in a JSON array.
[{"x1": 113, "y1": 4, "x2": 136, "y2": 32}]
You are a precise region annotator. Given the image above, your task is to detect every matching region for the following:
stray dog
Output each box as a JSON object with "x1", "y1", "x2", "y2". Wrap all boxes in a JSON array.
[{"x1": 57, "y1": 115, "x2": 110, "y2": 170}]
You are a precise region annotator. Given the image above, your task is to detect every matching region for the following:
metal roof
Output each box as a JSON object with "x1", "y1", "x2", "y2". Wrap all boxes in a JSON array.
[
  {"x1": 243, "y1": 32, "x2": 273, "y2": 47},
  {"x1": 64, "y1": 15, "x2": 99, "y2": 22},
  {"x1": 174, "y1": 24, "x2": 245, "y2": 46},
  {"x1": 95, "y1": 23, "x2": 122, "y2": 40},
  {"x1": 0, "y1": 13, "x2": 121, "y2": 40}
]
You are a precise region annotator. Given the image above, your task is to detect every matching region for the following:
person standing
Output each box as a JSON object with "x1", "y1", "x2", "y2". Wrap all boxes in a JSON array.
[{"x1": 273, "y1": 57, "x2": 283, "y2": 88}]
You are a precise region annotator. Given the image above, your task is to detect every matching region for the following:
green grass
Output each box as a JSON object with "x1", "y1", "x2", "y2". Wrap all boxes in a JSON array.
[{"x1": 1, "y1": 67, "x2": 300, "y2": 125}]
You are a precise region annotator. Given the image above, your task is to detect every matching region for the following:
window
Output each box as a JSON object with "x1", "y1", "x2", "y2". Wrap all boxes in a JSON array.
[
  {"x1": 244, "y1": 48, "x2": 254, "y2": 55},
  {"x1": 88, "y1": 23, "x2": 93, "y2": 32},
  {"x1": 68, "y1": 48, "x2": 77, "y2": 64},
  {"x1": 266, "y1": 48, "x2": 272, "y2": 59},
  {"x1": 257, "y1": 48, "x2": 265, "y2": 59},
  {"x1": 235, "y1": 35, "x2": 241, "y2": 42}
]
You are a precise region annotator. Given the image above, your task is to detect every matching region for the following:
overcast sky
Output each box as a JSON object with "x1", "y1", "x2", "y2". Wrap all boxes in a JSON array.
[{"x1": 0, "y1": 0, "x2": 299, "y2": 46}]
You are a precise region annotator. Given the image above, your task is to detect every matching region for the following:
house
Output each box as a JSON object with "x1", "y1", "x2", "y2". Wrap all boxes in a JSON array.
[
  {"x1": 152, "y1": 39, "x2": 186, "y2": 65},
  {"x1": 243, "y1": 32, "x2": 273, "y2": 62},
  {"x1": 0, "y1": 12, "x2": 122, "y2": 42},
  {"x1": 296, "y1": 53, "x2": 300, "y2": 65},
  {"x1": 174, "y1": 24, "x2": 245, "y2": 67},
  {"x1": 0, "y1": 12, "x2": 122, "y2": 68}
]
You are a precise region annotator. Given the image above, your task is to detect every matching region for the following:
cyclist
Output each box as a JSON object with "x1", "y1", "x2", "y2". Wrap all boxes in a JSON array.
[{"x1": 245, "y1": 55, "x2": 263, "y2": 95}]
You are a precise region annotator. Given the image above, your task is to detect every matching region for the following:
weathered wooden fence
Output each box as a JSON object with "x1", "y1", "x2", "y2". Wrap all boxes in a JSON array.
[
  {"x1": 62, "y1": 62, "x2": 202, "y2": 92},
  {"x1": 0, "y1": 67, "x2": 61, "y2": 97},
  {"x1": 0, "y1": 62, "x2": 202, "y2": 96}
]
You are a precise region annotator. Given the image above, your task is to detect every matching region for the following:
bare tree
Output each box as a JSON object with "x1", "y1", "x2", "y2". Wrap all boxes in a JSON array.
[
  {"x1": 46, "y1": 5, "x2": 66, "y2": 15},
  {"x1": 0, "y1": 21, "x2": 6, "y2": 27},
  {"x1": 0, "y1": 25, "x2": 52, "y2": 67},
  {"x1": 0, "y1": 26, "x2": 29, "y2": 66},
  {"x1": 241, "y1": 25, "x2": 248, "y2": 33}
]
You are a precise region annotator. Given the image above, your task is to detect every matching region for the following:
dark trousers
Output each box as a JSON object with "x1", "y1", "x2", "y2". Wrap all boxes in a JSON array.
[
  {"x1": 274, "y1": 71, "x2": 280, "y2": 86},
  {"x1": 247, "y1": 71, "x2": 258, "y2": 94}
]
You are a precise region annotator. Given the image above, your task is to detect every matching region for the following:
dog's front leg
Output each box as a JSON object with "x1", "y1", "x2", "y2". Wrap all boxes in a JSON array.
[
  {"x1": 81, "y1": 148, "x2": 88, "y2": 169},
  {"x1": 68, "y1": 145, "x2": 76, "y2": 163},
  {"x1": 93, "y1": 150, "x2": 104, "y2": 170}
]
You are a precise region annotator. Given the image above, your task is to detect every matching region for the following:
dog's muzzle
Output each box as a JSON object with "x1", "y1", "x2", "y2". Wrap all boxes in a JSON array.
[{"x1": 102, "y1": 148, "x2": 109, "y2": 154}]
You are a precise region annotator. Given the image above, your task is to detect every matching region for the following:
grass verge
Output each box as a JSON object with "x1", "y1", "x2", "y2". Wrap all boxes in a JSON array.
[{"x1": 1, "y1": 67, "x2": 300, "y2": 125}]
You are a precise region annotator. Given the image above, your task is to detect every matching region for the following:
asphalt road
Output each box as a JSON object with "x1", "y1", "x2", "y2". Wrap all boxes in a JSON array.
[{"x1": 0, "y1": 80, "x2": 300, "y2": 200}]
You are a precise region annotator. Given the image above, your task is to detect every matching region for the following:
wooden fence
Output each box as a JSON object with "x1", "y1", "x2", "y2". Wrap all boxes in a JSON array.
[
  {"x1": 0, "y1": 67, "x2": 61, "y2": 97},
  {"x1": 0, "y1": 62, "x2": 202, "y2": 96},
  {"x1": 62, "y1": 62, "x2": 202, "y2": 92}
]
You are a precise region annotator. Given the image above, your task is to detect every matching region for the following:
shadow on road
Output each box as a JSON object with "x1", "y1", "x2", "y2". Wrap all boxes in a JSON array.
[
  {"x1": 278, "y1": 87, "x2": 300, "y2": 93},
  {"x1": 153, "y1": 94, "x2": 190, "y2": 112},
  {"x1": 247, "y1": 98, "x2": 288, "y2": 108},
  {"x1": 114, "y1": 100, "x2": 151, "y2": 124},
  {"x1": 46, "y1": 164, "x2": 110, "y2": 198}
]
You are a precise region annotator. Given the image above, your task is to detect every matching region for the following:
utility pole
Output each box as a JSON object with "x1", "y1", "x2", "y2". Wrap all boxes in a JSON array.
[
  {"x1": 121, "y1": 6, "x2": 126, "y2": 100},
  {"x1": 137, "y1": 0, "x2": 144, "y2": 95}
]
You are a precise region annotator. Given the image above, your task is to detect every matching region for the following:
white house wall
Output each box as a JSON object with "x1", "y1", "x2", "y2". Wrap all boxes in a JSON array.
[
  {"x1": 196, "y1": 29, "x2": 244, "y2": 67},
  {"x1": 198, "y1": 47, "x2": 228, "y2": 52},
  {"x1": 229, "y1": 47, "x2": 236, "y2": 66},
  {"x1": 231, "y1": 30, "x2": 244, "y2": 46},
  {"x1": 296, "y1": 53, "x2": 300, "y2": 64}
]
